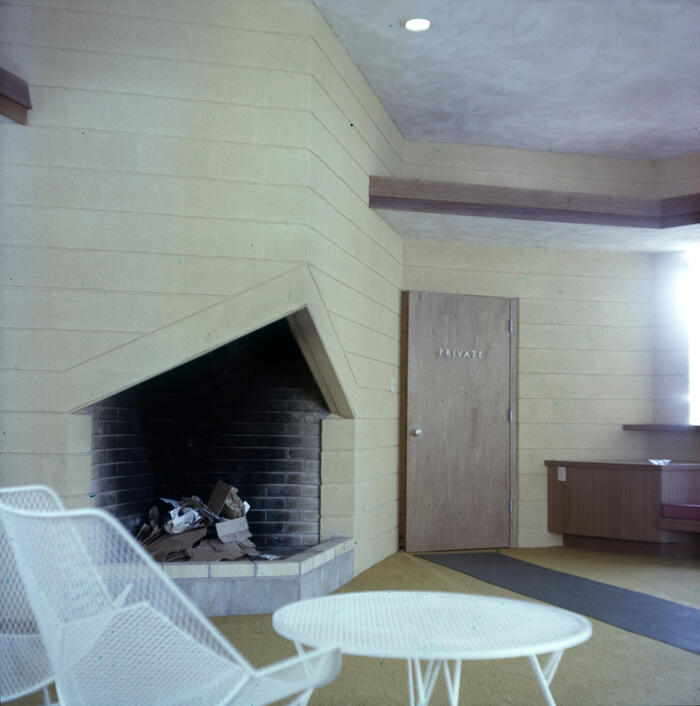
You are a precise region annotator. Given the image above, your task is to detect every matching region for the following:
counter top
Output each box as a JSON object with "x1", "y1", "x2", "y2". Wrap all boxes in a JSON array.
[
  {"x1": 622, "y1": 424, "x2": 700, "y2": 432},
  {"x1": 545, "y1": 460, "x2": 700, "y2": 471}
]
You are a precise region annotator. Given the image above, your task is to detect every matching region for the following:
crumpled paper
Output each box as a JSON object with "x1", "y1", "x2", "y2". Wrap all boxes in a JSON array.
[{"x1": 164, "y1": 506, "x2": 203, "y2": 534}]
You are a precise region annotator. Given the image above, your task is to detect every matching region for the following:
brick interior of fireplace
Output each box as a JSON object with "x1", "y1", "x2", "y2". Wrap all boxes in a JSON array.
[{"x1": 89, "y1": 319, "x2": 329, "y2": 551}]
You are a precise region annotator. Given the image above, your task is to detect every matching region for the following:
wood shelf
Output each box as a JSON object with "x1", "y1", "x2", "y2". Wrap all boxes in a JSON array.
[
  {"x1": 369, "y1": 176, "x2": 700, "y2": 229},
  {"x1": 622, "y1": 424, "x2": 700, "y2": 432},
  {"x1": 0, "y1": 66, "x2": 31, "y2": 125}
]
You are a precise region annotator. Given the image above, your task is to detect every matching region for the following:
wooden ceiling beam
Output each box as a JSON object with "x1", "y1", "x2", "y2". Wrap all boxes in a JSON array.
[
  {"x1": 369, "y1": 176, "x2": 700, "y2": 229},
  {"x1": 0, "y1": 66, "x2": 32, "y2": 125}
]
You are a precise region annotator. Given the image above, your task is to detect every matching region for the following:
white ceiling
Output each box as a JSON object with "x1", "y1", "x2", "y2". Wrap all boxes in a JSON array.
[
  {"x1": 313, "y1": 0, "x2": 700, "y2": 253},
  {"x1": 313, "y1": 0, "x2": 700, "y2": 159}
]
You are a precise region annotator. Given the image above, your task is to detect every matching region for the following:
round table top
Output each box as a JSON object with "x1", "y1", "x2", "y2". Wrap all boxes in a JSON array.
[{"x1": 272, "y1": 591, "x2": 592, "y2": 660}]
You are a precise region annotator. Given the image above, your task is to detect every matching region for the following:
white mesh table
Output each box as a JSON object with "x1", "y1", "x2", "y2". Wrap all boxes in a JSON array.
[{"x1": 273, "y1": 591, "x2": 592, "y2": 706}]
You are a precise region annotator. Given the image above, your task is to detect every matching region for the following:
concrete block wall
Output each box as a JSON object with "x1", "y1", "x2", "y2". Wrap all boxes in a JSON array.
[
  {"x1": 320, "y1": 417, "x2": 399, "y2": 565},
  {"x1": 304, "y1": 8, "x2": 403, "y2": 573},
  {"x1": 90, "y1": 391, "x2": 151, "y2": 532},
  {"x1": 402, "y1": 139, "x2": 700, "y2": 200},
  {"x1": 197, "y1": 379, "x2": 327, "y2": 549},
  {"x1": 0, "y1": 0, "x2": 403, "y2": 573},
  {"x1": 1, "y1": 0, "x2": 317, "y2": 506},
  {"x1": 402, "y1": 140, "x2": 656, "y2": 198},
  {"x1": 651, "y1": 153, "x2": 700, "y2": 199},
  {"x1": 1, "y1": 0, "x2": 696, "y2": 572},
  {"x1": 84, "y1": 316, "x2": 331, "y2": 547}
]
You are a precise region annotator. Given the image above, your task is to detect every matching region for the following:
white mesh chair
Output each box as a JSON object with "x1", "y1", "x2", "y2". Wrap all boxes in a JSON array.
[
  {"x1": 0, "y1": 485, "x2": 63, "y2": 705},
  {"x1": 0, "y1": 486, "x2": 341, "y2": 706}
]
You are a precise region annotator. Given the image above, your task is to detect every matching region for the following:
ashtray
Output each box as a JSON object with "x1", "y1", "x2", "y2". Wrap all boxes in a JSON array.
[{"x1": 648, "y1": 459, "x2": 671, "y2": 465}]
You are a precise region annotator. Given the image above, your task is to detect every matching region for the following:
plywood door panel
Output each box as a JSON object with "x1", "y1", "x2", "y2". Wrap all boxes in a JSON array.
[{"x1": 405, "y1": 291, "x2": 514, "y2": 552}]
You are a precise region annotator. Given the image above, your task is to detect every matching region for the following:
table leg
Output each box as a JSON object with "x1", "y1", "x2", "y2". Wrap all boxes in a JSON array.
[
  {"x1": 407, "y1": 659, "x2": 439, "y2": 705},
  {"x1": 442, "y1": 660, "x2": 462, "y2": 705},
  {"x1": 528, "y1": 651, "x2": 564, "y2": 706},
  {"x1": 407, "y1": 659, "x2": 461, "y2": 705}
]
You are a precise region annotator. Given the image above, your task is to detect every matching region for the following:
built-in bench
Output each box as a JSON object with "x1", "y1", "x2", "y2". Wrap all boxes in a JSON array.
[{"x1": 658, "y1": 503, "x2": 700, "y2": 533}]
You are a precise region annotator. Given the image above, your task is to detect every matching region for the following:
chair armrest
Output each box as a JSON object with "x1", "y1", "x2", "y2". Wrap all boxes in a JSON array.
[{"x1": 253, "y1": 644, "x2": 341, "y2": 689}]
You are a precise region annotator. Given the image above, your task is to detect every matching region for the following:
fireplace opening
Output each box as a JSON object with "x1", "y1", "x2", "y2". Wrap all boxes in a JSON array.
[{"x1": 89, "y1": 318, "x2": 330, "y2": 554}]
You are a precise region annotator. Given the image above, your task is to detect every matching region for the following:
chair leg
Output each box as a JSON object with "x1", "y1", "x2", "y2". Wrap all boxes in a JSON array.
[
  {"x1": 42, "y1": 686, "x2": 60, "y2": 706},
  {"x1": 286, "y1": 644, "x2": 317, "y2": 706},
  {"x1": 286, "y1": 688, "x2": 314, "y2": 706}
]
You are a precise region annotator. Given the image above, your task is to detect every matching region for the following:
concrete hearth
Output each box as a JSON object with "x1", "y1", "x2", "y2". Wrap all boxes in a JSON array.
[{"x1": 164, "y1": 537, "x2": 354, "y2": 616}]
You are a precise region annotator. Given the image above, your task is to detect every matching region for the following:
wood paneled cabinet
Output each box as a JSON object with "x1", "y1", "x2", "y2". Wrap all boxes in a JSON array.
[{"x1": 546, "y1": 460, "x2": 700, "y2": 544}]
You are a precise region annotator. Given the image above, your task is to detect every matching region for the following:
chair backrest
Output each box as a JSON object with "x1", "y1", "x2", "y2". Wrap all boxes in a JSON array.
[
  {"x1": 0, "y1": 497, "x2": 256, "y2": 706},
  {"x1": 0, "y1": 485, "x2": 63, "y2": 702}
]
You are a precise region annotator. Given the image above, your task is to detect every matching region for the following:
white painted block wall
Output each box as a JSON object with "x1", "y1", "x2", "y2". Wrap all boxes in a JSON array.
[{"x1": 0, "y1": 0, "x2": 404, "y2": 574}]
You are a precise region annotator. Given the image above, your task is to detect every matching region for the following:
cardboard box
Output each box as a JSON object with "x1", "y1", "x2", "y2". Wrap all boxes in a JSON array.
[
  {"x1": 190, "y1": 538, "x2": 246, "y2": 562},
  {"x1": 207, "y1": 480, "x2": 244, "y2": 519},
  {"x1": 215, "y1": 516, "x2": 249, "y2": 543},
  {"x1": 145, "y1": 527, "x2": 206, "y2": 562}
]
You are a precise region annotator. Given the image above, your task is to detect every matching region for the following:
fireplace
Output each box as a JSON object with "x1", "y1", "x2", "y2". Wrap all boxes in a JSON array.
[
  {"x1": 88, "y1": 319, "x2": 328, "y2": 553},
  {"x1": 85, "y1": 317, "x2": 354, "y2": 615}
]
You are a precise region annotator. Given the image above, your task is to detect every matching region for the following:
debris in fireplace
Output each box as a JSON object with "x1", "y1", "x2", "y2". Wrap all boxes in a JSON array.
[
  {"x1": 164, "y1": 505, "x2": 202, "y2": 534},
  {"x1": 206, "y1": 479, "x2": 251, "y2": 520},
  {"x1": 135, "y1": 481, "x2": 260, "y2": 562}
]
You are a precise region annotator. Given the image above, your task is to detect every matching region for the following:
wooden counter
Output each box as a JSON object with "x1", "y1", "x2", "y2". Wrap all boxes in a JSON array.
[{"x1": 545, "y1": 460, "x2": 700, "y2": 555}]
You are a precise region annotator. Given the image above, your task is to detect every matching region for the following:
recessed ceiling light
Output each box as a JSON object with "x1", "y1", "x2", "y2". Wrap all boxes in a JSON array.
[{"x1": 404, "y1": 18, "x2": 430, "y2": 32}]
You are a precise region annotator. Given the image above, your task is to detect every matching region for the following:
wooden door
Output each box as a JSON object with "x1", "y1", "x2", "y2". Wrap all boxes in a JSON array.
[{"x1": 404, "y1": 291, "x2": 516, "y2": 552}]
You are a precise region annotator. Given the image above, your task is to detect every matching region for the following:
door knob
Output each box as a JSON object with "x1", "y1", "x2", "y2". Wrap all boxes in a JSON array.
[{"x1": 412, "y1": 428, "x2": 423, "y2": 436}]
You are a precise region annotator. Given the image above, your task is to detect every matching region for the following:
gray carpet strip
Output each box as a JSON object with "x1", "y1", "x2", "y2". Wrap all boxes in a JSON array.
[{"x1": 417, "y1": 552, "x2": 700, "y2": 654}]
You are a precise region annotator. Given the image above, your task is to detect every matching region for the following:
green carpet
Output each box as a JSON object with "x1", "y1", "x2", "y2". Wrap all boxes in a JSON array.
[
  {"x1": 222, "y1": 549, "x2": 700, "y2": 705},
  {"x1": 418, "y1": 551, "x2": 700, "y2": 654},
  {"x1": 9, "y1": 548, "x2": 700, "y2": 706}
]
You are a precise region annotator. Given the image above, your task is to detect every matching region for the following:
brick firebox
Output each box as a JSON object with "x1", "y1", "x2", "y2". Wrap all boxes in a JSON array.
[{"x1": 89, "y1": 319, "x2": 330, "y2": 551}]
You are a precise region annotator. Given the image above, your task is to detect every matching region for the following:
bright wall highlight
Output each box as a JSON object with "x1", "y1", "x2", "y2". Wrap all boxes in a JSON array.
[{"x1": 679, "y1": 250, "x2": 700, "y2": 424}]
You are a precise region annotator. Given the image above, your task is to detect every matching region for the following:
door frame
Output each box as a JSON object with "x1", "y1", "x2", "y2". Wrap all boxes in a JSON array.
[{"x1": 399, "y1": 291, "x2": 518, "y2": 550}]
